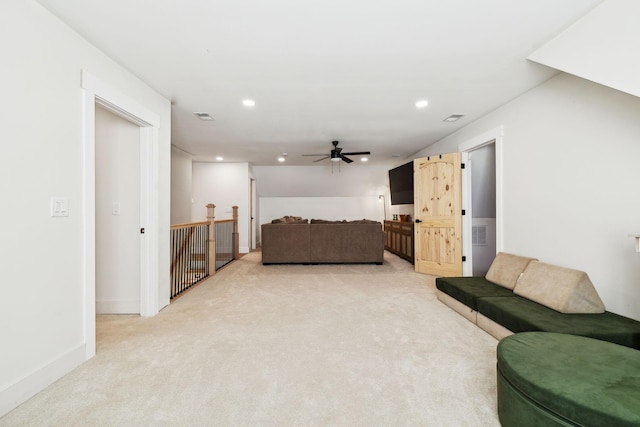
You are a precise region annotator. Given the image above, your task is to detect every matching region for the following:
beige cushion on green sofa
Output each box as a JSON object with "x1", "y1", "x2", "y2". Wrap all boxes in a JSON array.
[
  {"x1": 513, "y1": 261, "x2": 605, "y2": 314},
  {"x1": 485, "y1": 252, "x2": 537, "y2": 290}
]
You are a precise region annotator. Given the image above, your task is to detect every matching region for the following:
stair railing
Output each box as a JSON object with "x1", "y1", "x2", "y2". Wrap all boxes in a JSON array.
[
  {"x1": 170, "y1": 204, "x2": 240, "y2": 299},
  {"x1": 170, "y1": 220, "x2": 209, "y2": 298}
]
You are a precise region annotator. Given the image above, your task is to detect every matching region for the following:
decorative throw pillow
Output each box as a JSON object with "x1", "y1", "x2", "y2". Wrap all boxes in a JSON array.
[
  {"x1": 485, "y1": 252, "x2": 537, "y2": 290},
  {"x1": 513, "y1": 261, "x2": 605, "y2": 314},
  {"x1": 289, "y1": 219, "x2": 308, "y2": 224},
  {"x1": 272, "y1": 215, "x2": 303, "y2": 224}
]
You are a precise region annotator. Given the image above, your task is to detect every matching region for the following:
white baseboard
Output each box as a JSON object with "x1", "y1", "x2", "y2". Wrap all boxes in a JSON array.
[
  {"x1": 0, "y1": 344, "x2": 86, "y2": 417},
  {"x1": 96, "y1": 299, "x2": 140, "y2": 314}
]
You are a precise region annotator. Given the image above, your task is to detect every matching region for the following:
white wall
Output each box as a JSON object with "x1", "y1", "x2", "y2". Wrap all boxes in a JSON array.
[
  {"x1": 472, "y1": 218, "x2": 497, "y2": 276},
  {"x1": 253, "y1": 165, "x2": 389, "y2": 226},
  {"x1": 470, "y1": 144, "x2": 496, "y2": 218},
  {"x1": 259, "y1": 196, "x2": 386, "y2": 225},
  {"x1": 0, "y1": 0, "x2": 171, "y2": 416},
  {"x1": 413, "y1": 72, "x2": 640, "y2": 320},
  {"x1": 95, "y1": 105, "x2": 140, "y2": 314},
  {"x1": 529, "y1": 0, "x2": 640, "y2": 98},
  {"x1": 192, "y1": 162, "x2": 251, "y2": 253},
  {"x1": 254, "y1": 165, "x2": 389, "y2": 197},
  {"x1": 171, "y1": 146, "x2": 193, "y2": 224}
]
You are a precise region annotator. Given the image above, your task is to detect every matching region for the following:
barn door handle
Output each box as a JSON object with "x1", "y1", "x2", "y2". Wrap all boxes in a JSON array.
[{"x1": 415, "y1": 219, "x2": 422, "y2": 223}]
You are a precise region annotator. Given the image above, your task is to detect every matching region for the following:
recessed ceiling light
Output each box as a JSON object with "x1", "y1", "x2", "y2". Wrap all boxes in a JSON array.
[
  {"x1": 216, "y1": 156, "x2": 223, "y2": 161},
  {"x1": 361, "y1": 157, "x2": 368, "y2": 162},
  {"x1": 194, "y1": 112, "x2": 214, "y2": 121},
  {"x1": 444, "y1": 114, "x2": 465, "y2": 122},
  {"x1": 277, "y1": 157, "x2": 285, "y2": 162},
  {"x1": 415, "y1": 100, "x2": 429, "y2": 109},
  {"x1": 242, "y1": 99, "x2": 256, "y2": 107}
]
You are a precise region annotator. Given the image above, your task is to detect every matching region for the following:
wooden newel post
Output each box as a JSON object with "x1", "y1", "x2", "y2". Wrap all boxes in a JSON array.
[
  {"x1": 232, "y1": 205, "x2": 239, "y2": 259},
  {"x1": 207, "y1": 203, "x2": 216, "y2": 275}
]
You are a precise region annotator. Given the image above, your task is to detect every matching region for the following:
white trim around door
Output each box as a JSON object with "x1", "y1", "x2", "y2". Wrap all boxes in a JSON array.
[
  {"x1": 458, "y1": 126, "x2": 504, "y2": 277},
  {"x1": 81, "y1": 70, "x2": 161, "y2": 359}
]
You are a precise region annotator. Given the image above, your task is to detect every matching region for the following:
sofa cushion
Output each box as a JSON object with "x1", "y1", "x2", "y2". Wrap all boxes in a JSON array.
[
  {"x1": 513, "y1": 261, "x2": 605, "y2": 314},
  {"x1": 435, "y1": 276, "x2": 515, "y2": 311},
  {"x1": 271, "y1": 216, "x2": 305, "y2": 224},
  {"x1": 485, "y1": 252, "x2": 537, "y2": 290},
  {"x1": 476, "y1": 296, "x2": 640, "y2": 349},
  {"x1": 310, "y1": 219, "x2": 346, "y2": 224},
  {"x1": 348, "y1": 219, "x2": 380, "y2": 224}
]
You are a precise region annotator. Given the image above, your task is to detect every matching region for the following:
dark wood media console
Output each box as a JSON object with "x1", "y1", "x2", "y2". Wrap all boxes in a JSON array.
[{"x1": 383, "y1": 220, "x2": 414, "y2": 264}]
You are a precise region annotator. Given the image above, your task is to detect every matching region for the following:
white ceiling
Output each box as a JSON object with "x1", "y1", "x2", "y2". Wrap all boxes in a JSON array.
[{"x1": 36, "y1": 0, "x2": 602, "y2": 165}]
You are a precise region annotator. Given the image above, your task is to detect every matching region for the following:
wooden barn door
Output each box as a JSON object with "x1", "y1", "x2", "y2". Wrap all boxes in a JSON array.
[{"x1": 414, "y1": 153, "x2": 463, "y2": 277}]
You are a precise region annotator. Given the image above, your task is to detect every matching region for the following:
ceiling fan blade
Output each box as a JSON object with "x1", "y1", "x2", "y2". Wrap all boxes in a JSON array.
[
  {"x1": 342, "y1": 151, "x2": 370, "y2": 156},
  {"x1": 302, "y1": 154, "x2": 328, "y2": 157},
  {"x1": 313, "y1": 156, "x2": 330, "y2": 162},
  {"x1": 341, "y1": 156, "x2": 354, "y2": 163}
]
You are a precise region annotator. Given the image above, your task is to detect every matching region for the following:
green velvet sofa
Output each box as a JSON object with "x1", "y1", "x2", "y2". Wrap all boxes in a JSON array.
[
  {"x1": 435, "y1": 253, "x2": 640, "y2": 350},
  {"x1": 437, "y1": 253, "x2": 640, "y2": 425}
]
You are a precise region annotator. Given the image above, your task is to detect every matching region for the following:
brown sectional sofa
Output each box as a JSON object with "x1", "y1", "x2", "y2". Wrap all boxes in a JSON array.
[{"x1": 261, "y1": 219, "x2": 385, "y2": 265}]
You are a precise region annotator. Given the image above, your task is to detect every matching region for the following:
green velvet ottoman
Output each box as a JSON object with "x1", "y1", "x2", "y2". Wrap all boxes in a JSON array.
[{"x1": 497, "y1": 332, "x2": 640, "y2": 426}]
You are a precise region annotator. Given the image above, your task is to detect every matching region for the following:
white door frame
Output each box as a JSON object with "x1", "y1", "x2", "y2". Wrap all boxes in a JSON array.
[
  {"x1": 458, "y1": 126, "x2": 504, "y2": 276},
  {"x1": 81, "y1": 70, "x2": 160, "y2": 359}
]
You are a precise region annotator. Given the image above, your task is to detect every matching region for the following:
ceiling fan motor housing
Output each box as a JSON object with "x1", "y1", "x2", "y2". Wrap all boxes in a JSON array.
[{"x1": 303, "y1": 140, "x2": 370, "y2": 163}]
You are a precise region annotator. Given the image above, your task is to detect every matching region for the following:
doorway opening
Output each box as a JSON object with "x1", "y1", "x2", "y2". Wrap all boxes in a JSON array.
[
  {"x1": 95, "y1": 105, "x2": 141, "y2": 314},
  {"x1": 82, "y1": 70, "x2": 161, "y2": 359},
  {"x1": 459, "y1": 126, "x2": 504, "y2": 277},
  {"x1": 250, "y1": 178, "x2": 256, "y2": 250}
]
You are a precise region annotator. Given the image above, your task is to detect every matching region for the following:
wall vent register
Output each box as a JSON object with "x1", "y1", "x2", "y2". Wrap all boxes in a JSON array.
[{"x1": 472, "y1": 225, "x2": 487, "y2": 246}]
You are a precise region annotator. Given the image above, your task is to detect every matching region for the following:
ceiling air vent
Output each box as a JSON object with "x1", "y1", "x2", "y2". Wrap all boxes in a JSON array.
[
  {"x1": 193, "y1": 112, "x2": 214, "y2": 121},
  {"x1": 444, "y1": 114, "x2": 465, "y2": 122}
]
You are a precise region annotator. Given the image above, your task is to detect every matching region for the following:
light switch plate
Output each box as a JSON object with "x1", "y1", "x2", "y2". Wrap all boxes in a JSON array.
[
  {"x1": 112, "y1": 202, "x2": 121, "y2": 215},
  {"x1": 51, "y1": 197, "x2": 69, "y2": 217}
]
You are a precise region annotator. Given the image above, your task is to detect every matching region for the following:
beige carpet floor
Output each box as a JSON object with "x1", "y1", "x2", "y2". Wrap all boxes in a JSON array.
[{"x1": 1, "y1": 251, "x2": 500, "y2": 426}]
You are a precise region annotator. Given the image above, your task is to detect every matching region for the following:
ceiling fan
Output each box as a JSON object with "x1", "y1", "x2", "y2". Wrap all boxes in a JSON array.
[{"x1": 302, "y1": 140, "x2": 371, "y2": 163}]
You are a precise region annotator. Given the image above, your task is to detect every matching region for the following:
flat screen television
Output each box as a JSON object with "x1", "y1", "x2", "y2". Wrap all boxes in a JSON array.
[{"x1": 388, "y1": 161, "x2": 414, "y2": 205}]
